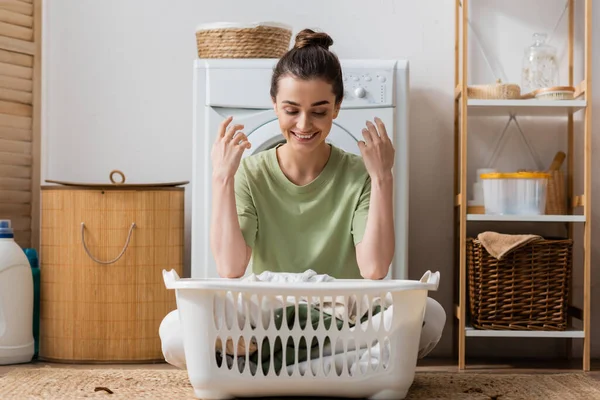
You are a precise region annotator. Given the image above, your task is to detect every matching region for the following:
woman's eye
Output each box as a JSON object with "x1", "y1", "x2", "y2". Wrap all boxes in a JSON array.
[{"x1": 283, "y1": 109, "x2": 326, "y2": 117}]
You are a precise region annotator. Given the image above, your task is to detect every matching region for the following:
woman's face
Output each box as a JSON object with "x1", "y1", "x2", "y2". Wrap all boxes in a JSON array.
[{"x1": 273, "y1": 75, "x2": 340, "y2": 154}]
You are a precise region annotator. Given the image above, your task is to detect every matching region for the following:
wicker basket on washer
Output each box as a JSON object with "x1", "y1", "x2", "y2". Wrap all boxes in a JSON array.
[
  {"x1": 195, "y1": 22, "x2": 292, "y2": 58},
  {"x1": 39, "y1": 170, "x2": 188, "y2": 363}
]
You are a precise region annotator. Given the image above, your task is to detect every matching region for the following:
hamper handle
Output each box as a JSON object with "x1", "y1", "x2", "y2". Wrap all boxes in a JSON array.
[
  {"x1": 109, "y1": 169, "x2": 126, "y2": 184},
  {"x1": 419, "y1": 270, "x2": 440, "y2": 291},
  {"x1": 80, "y1": 222, "x2": 136, "y2": 265},
  {"x1": 162, "y1": 269, "x2": 181, "y2": 289}
]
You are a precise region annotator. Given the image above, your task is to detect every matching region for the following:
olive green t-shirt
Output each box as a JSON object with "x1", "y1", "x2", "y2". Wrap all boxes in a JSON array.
[{"x1": 234, "y1": 144, "x2": 370, "y2": 279}]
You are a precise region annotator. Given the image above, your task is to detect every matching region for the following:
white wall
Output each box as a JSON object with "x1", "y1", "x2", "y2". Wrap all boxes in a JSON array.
[{"x1": 42, "y1": 0, "x2": 600, "y2": 359}]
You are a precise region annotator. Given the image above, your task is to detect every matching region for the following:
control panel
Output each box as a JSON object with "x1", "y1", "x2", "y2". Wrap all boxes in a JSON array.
[
  {"x1": 341, "y1": 67, "x2": 394, "y2": 108},
  {"x1": 199, "y1": 59, "x2": 401, "y2": 109}
]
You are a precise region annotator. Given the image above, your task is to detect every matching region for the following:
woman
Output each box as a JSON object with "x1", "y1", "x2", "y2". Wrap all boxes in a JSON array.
[{"x1": 160, "y1": 29, "x2": 445, "y2": 368}]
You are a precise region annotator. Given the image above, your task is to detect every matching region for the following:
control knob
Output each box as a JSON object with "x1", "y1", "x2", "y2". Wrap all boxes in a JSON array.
[{"x1": 354, "y1": 87, "x2": 366, "y2": 98}]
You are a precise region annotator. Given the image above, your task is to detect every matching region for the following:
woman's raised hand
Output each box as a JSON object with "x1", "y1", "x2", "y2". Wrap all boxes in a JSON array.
[
  {"x1": 211, "y1": 116, "x2": 252, "y2": 181},
  {"x1": 358, "y1": 117, "x2": 395, "y2": 181}
]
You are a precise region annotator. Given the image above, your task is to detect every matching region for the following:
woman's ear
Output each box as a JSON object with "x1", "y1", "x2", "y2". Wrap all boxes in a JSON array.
[{"x1": 272, "y1": 98, "x2": 278, "y2": 113}]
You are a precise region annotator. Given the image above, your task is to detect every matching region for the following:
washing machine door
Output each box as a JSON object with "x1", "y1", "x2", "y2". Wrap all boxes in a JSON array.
[{"x1": 245, "y1": 118, "x2": 361, "y2": 157}]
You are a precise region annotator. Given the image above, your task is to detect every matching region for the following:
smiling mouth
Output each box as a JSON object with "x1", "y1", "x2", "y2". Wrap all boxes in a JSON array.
[{"x1": 291, "y1": 131, "x2": 319, "y2": 141}]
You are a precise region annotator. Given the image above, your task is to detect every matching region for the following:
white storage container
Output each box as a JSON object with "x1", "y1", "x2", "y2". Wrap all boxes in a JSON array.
[
  {"x1": 0, "y1": 220, "x2": 34, "y2": 365},
  {"x1": 481, "y1": 172, "x2": 550, "y2": 215},
  {"x1": 163, "y1": 269, "x2": 440, "y2": 400}
]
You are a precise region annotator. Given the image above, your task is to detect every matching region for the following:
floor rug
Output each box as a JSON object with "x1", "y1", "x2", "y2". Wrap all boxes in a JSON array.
[{"x1": 1, "y1": 367, "x2": 600, "y2": 399}]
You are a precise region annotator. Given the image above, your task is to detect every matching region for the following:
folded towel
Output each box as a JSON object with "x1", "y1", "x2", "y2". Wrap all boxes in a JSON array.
[{"x1": 477, "y1": 231, "x2": 542, "y2": 260}]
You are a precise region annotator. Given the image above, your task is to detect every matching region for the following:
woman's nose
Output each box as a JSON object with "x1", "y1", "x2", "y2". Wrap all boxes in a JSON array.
[{"x1": 296, "y1": 114, "x2": 311, "y2": 131}]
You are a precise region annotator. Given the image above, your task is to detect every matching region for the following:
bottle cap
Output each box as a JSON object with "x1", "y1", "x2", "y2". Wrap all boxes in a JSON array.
[{"x1": 0, "y1": 219, "x2": 14, "y2": 238}]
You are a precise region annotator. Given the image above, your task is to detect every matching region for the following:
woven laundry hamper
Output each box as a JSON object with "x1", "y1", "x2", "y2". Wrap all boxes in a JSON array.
[
  {"x1": 39, "y1": 171, "x2": 188, "y2": 363},
  {"x1": 195, "y1": 21, "x2": 292, "y2": 58}
]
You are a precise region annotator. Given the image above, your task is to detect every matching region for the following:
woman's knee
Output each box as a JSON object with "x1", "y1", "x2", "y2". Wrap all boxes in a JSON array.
[
  {"x1": 424, "y1": 297, "x2": 446, "y2": 330},
  {"x1": 159, "y1": 309, "x2": 186, "y2": 369},
  {"x1": 418, "y1": 297, "x2": 446, "y2": 358}
]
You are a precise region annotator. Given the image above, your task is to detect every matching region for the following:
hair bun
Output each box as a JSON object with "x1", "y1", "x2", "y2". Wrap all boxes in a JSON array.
[{"x1": 294, "y1": 29, "x2": 333, "y2": 50}]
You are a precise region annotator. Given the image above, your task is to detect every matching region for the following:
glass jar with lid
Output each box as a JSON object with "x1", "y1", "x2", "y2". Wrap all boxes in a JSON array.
[{"x1": 521, "y1": 33, "x2": 559, "y2": 95}]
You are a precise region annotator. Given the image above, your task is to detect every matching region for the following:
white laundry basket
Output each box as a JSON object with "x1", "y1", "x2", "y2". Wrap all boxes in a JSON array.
[{"x1": 163, "y1": 270, "x2": 440, "y2": 400}]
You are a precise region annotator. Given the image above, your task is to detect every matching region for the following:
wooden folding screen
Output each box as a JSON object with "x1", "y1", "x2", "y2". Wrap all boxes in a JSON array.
[{"x1": 0, "y1": 0, "x2": 40, "y2": 249}]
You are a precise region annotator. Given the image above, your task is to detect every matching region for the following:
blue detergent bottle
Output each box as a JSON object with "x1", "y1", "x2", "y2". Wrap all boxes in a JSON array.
[{"x1": 23, "y1": 248, "x2": 39, "y2": 358}]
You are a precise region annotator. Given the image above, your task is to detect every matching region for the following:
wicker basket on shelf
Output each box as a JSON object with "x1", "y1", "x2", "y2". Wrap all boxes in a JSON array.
[
  {"x1": 195, "y1": 22, "x2": 292, "y2": 58},
  {"x1": 467, "y1": 79, "x2": 521, "y2": 99},
  {"x1": 467, "y1": 237, "x2": 572, "y2": 331}
]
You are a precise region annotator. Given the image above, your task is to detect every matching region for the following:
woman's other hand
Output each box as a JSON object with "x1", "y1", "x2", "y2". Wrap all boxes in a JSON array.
[
  {"x1": 358, "y1": 117, "x2": 395, "y2": 181},
  {"x1": 211, "y1": 116, "x2": 252, "y2": 181},
  {"x1": 355, "y1": 117, "x2": 395, "y2": 280}
]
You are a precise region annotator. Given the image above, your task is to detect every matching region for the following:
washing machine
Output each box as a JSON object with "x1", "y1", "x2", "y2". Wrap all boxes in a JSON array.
[{"x1": 191, "y1": 58, "x2": 409, "y2": 280}]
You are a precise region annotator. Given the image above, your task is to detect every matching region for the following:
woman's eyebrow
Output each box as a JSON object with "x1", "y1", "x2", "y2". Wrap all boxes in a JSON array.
[{"x1": 282, "y1": 100, "x2": 330, "y2": 106}]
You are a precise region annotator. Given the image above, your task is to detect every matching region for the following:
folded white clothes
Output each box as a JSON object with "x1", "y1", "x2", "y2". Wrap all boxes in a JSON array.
[
  {"x1": 224, "y1": 269, "x2": 392, "y2": 331},
  {"x1": 244, "y1": 269, "x2": 336, "y2": 283}
]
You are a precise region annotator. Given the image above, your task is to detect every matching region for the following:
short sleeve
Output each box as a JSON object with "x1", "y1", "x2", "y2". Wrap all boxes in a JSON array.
[
  {"x1": 351, "y1": 176, "x2": 371, "y2": 245},
  {"x1": 234, "y1": 164, "x2": 258, "y2": 248}
]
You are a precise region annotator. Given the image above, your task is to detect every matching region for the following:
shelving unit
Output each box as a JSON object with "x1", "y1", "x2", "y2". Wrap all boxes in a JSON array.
[
  {"x1": 465, "y1": 325, "x2": 585, "y2": 338},
  {"x1": 467, "y1": 99, "x2": 587, "y2": 116},
  {"x1": 466, "y1": 214, "x2": 585, "y2": 222},
  {"x1": 453, "y1": 0, "x2": 592, "y2": 370}
]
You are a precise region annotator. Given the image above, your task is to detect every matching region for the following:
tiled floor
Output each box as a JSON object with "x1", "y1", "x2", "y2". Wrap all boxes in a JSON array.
[{"x1": 2, "y1": 358, "x2": 599, "y2": 379}]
